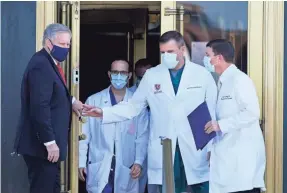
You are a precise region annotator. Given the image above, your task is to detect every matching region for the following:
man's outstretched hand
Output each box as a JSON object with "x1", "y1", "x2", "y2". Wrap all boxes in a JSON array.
[{"x1": 82, "y1": 104, "x2": 103, "y2": 117}]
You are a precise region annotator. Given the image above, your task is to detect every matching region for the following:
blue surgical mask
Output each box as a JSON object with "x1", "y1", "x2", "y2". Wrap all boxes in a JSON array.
[
  {"x1": 203, "y1": 56, "x2": 215, "y2": 73},
  {"x1": 111, "y1": 74, "x2": 128, "y2": 89},
  {"x1": 161, "y1": 52, "x2": 178, "y2": 69},
  {"x1": 49, "y1": 39, "x2": 69, "y2": 62}
]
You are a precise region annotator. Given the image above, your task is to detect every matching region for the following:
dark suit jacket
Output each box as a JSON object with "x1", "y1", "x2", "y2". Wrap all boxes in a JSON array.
[{"x1": 14, "y1": 48, "x2": 72, "y2": 161}]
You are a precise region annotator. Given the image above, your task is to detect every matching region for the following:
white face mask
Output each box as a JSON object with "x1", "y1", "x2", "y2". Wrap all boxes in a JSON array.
[
  {"x1": 203, "y1": 56, "x2": 215, "y2": 73},
  {"x1": 161, "y1": 52, "x2": 179, "y2": 69}
]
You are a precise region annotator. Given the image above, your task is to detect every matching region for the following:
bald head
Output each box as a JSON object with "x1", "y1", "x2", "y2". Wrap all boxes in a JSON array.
[{"x1": 111, "y1": 60, "x2": 129, "y2": 72}]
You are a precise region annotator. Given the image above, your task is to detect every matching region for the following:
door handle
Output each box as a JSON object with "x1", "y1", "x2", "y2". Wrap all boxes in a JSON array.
[{"x1": 72, "y1": 67, "x2": 79, "y2": 85}]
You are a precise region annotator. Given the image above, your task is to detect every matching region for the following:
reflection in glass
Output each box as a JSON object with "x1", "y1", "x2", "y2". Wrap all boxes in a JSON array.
[{"x1": 177, "y1": 1, "x2": 248, "y2": 73}]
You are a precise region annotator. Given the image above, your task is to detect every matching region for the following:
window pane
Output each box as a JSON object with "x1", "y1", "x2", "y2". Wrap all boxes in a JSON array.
[{"x1": 177, "y1": 1, "x2": 248, "y2": 73}]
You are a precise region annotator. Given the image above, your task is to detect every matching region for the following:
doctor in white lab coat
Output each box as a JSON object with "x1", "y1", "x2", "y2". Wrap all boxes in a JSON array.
[
  {"x1": 129, "y1": 58, "x2": 152, "y2": 93},
  {"x1": 129, "y1": 58, "x2": 153, "y2": 193},
  {"x1": 83, "y1": 31, "x2": 217, "y2": 193},
  {"x1": 203, "y1": 39, "x2": 266, "y2": 193},
  {"x1": 79, "y1": 60, "x2": 149, "y2": 193}
]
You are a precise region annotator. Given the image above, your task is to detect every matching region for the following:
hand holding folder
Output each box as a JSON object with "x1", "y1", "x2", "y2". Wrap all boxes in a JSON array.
[{"x1": 187, "y1": 101, "x2": 216, "y2": 150}]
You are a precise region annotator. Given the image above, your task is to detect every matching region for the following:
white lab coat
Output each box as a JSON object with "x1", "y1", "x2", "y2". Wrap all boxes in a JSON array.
[
  {"x1": 102, "y1": 61, "x2": 217, "y2": 185},
  {"x1": 209, "y1": 65, "x2": 266, "y2": 193},
  {"x1": 129, "y1": 85, "x2": 149, "y2": 193},
  {"x1": 79, "y1": 87, "x2": 149, "y2": 193}
]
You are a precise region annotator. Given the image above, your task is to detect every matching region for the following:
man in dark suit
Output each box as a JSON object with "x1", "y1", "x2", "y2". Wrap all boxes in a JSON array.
[{"x1": 13, "y1": 23, "x2": 83, "y2": 193}]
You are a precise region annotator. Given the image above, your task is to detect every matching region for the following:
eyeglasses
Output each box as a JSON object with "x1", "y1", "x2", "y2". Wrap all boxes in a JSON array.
[{"x1": 110, "y1": 70, "x2": 129, "y2": 76}]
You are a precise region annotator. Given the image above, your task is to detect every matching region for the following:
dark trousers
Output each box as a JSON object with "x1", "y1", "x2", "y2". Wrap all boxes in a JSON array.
[
  {"x1": 23, "y1": 155, "x2": 60, "y2": 193},
  {"x1": 231, "y1": 188, "x2": 261, "y2": 193},
  {"x1": 102, "y1": 155, "x2": 116, "y2": 193}
]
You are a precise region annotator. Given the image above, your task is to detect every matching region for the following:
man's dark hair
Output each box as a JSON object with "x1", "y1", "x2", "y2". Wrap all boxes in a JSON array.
[
  {"x1": 159, "y1": 30, "x2": 185, "y2": 47},
  {"x1": 206, "y1": 39, "x2": 235, "y2": 63},
  {"x1": 110, "y1": 59, "x2": 131, "y2": 72},
  {"x1": 135, "y1": 58, "x2": 152, "y2": 69}
]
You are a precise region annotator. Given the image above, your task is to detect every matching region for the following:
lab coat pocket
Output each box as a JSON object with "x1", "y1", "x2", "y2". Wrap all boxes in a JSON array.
[
  {"x1": 86, "y1": 161, "x2": 102, "y2": 190},
  {"x1": 118, "y1": 165, "x2": 139, "y2": 193},
  {"x1": 212, "y1": 149, "x2": 237, "y2": 186},
  {"x1": 122, "y1": 122, "x2": 137, "y2": 168},
  {"x1": 89, "y1": 151, "x2": 105, "y2": 164},
  {"x1": 127, "y1": 122, "x2": 136, "y2": 135},
  {"x1": 148, "y1": 139, "x2": 162, "y2": 169}
]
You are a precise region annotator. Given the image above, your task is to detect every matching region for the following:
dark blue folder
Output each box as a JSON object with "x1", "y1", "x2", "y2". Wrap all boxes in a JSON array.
[{"x1": 187, "y1": 101, "x2": 216, "y2": 150}]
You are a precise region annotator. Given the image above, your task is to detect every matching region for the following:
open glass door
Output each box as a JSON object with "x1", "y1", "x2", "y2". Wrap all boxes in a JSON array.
[
  {"x1": 173, "y1": 1, "x2": 263, "y2": 120},
  {"x1": 173, "y1": 2, "x2": 267, "y2": 190},
  {"x1": 70, "y1": 2, "x2": 80, "y2": 193},
  {"x1": 58, "y1": 1, "x2": 81, "y2": 193},
  {"x1": 161, "y1": 0, "x2": 267, "y2": 192},
  {"x1": 161, "y1": 1, "x2": 263, "y2": 124}
]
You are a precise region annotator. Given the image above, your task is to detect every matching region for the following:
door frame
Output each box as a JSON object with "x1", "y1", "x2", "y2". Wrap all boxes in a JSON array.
[
  {"x1": 36, "y1": 1, "x2": 57, "y2": 51},
  {"x1": 262, "y1": 2, "x2": 284, "y2": 193},
  {"x1": 36, "y1": 1, "x2": 80, "y2": 193},
  {"x1": 160, "y1": 1, "x2": 283, "y2": 193},
  {"x1": 36, "y1": 1, "x2": 285, "y2": 193}
]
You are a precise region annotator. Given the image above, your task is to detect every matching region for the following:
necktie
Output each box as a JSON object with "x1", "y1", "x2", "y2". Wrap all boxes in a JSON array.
[{"x1": 57, "y1": 64, "x2": 67, "y2": 85}]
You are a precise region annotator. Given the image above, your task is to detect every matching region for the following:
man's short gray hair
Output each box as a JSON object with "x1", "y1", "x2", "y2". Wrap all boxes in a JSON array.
[{"x1": 42, "y1": 23, "x2": 72, "y2": 46}]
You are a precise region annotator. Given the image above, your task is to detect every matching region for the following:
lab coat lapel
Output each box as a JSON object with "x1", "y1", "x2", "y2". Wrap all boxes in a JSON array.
[
  {"x1": 102, "y1": 87, "x2": 112, "y2": 107},
  {"x1": 103, "y1": 86, "x2": 131, "y2": 106},
  {"x1": 159, "y1": 65, "x2": 176, "y2": 99},
  {"x1": 123, "y1": 88, "x2": 132, "y2": 102},
  {"x1": 176, "y1": 61, "x2": 192, "y2": 97}
]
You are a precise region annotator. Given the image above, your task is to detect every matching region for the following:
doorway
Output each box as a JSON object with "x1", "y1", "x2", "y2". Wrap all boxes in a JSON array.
[
  {"x1": 35, "y1": 2, "x2": 285, "y2": 193},
  {"x1": 79, "y1": 2, "x2": 161, "y2": 192},
  {"x1": 80, "y1": 22, "x2": 134, "y2": 102},
  {"x1": 79, "y1": 3, "x2": 161, "y2": 103}
]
